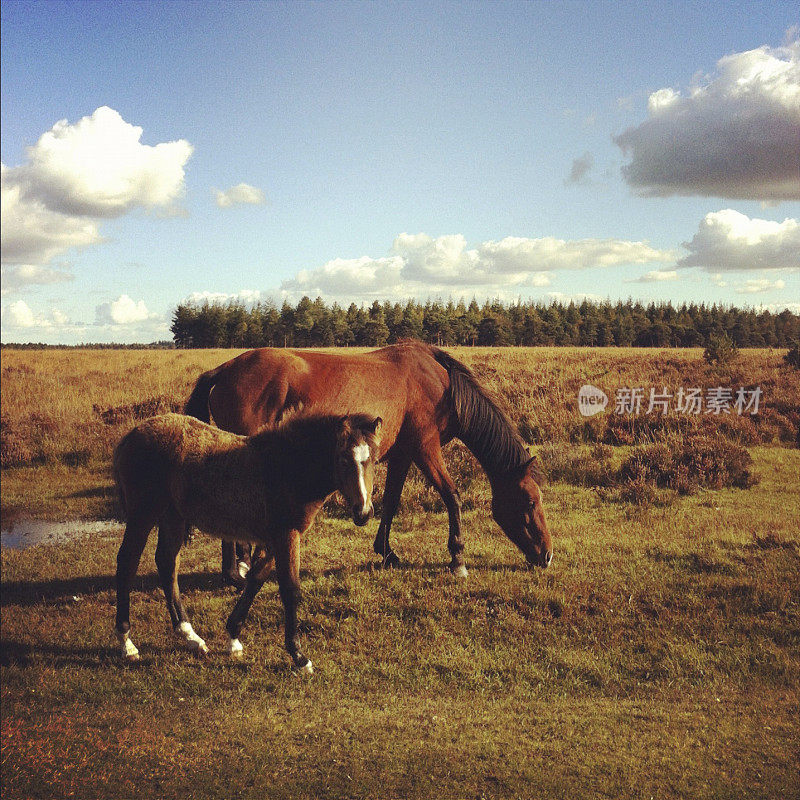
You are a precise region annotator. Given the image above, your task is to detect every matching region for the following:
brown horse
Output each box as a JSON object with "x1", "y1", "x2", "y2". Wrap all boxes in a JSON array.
[
  {"x1": 113, "y1": 412, "x2": 382, "y2": 673},
  {"x1": 185, "y1": 341, "x2": 552, "y2": 575}
]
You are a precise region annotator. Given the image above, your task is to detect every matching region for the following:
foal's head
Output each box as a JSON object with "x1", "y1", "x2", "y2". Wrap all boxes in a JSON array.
[
  {"x1": 490, "y1": 457, "x2": 553, "y2": 569},
  {"x1": 335, "y1": 414, "x2": 382, "y2": 526}
]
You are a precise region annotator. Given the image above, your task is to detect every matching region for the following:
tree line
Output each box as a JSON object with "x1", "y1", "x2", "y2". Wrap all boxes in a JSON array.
[{"x1": 170, "y1": 297, "x2": 800, "y2": 349}]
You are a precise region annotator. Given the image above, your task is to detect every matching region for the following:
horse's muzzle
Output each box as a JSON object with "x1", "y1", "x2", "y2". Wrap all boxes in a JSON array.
[
  {"x1": 527, "y1": 548, "x2": 553, "y2": 569},
  {"x1": 352, "y1": 504, "x2": 374, "y2": 527}
]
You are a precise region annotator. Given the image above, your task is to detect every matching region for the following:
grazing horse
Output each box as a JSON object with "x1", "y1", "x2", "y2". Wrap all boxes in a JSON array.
[
  {"x1": 185, "y1": 340, "x2": 552, "y2": 575},
  {"x1": 113, "y1": 412, "x2": 382, "y2": 673}
]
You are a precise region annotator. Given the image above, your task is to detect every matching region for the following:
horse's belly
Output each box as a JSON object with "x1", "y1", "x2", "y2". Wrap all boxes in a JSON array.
[{"x1": 178, "y1": 485, "x2": 271, "y2": 545}]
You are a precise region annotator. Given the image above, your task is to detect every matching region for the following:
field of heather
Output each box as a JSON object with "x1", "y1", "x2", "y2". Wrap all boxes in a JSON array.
[{"x1": 1, "y1": 346, "x2": 798, "y2": 799}]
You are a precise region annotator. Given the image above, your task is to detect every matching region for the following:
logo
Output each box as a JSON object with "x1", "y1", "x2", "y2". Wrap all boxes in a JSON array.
[{"x1": 578, "y1": 384, "x2": 608, "y2": 417}]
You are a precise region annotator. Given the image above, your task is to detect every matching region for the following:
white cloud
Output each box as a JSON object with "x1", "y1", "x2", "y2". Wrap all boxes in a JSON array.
[
  {"x1": 95, "y1": 294, "x2": 155, "y2": 325},
  {"x1": 614, "y1": 38, "x2": 800, "y2": 200},
  {"x1": 9, "y1": 106, "x2": 193, "y2": 218},
  {"x1": 1, "y1": 263, "x2": 74, "y2": 295},
  {"x1": 678, "y1": 210, "x2": 800, "y2": 271},
  {"x1": 185, "y1": 289, "x2": 265, "y2": 305},
  {"x1": 758, "y1": 301, "x2": 800, "y2": 313},
  {"x1": 215, "y1": 183, "x2": 266, "y2": 208},
  {"x1": 546, "y1": 291, "x2": 606, "y2": 304},
  {"x1": 280, "y1": 232, "x2": 672, "y2": 298},
  {"x1": 628, "y1": 270, "x2": 680, "y2": 283},
  {"x1": 5, "y1": 300, "x2": 40, "y2": 328},
  {"x1": 734, "y1": 278, "x2": 786, "y2": 294},
  {"x1": 1, "y1": 108, "x2": 193, "y2": 272},
  {"x1": 1, "y1": 163, "x2": 102, "y2": 266},
  {"x1": 1, "y1": 300, "x2": 72, "y2": 329}
]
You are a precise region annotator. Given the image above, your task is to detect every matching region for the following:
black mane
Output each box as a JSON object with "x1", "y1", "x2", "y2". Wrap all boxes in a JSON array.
[{"x1": 430, "y1": 346, "x2": 542, "y2": 480}]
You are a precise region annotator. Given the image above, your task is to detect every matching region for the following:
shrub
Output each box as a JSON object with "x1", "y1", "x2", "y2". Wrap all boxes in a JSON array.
[
  {"x1": 704, "y1": 333, "x2": 738, "y2": 367},
  {"x1": 619, "y1": 433, "x2": 755, "y2": 494},
  {"x1": 0, "y1": 416, "x2": 37, "y2": 468},
  {"x1": 539, "y1": 442, "x2": 616, "y2": 487},
  {"x1": 783, "y1": 342, "x2": 800, "y2": 369}
]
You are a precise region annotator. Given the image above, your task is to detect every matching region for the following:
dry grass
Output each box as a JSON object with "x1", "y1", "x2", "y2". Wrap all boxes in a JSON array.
[{"x1": 1, "y1": 347, "x2": 799, "y2": 799}]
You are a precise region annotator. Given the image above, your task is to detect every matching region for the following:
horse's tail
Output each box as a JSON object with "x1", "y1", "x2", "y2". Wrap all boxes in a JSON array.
[{"x1": 184, "y1": 365, "x2": 226, "y2": 423}]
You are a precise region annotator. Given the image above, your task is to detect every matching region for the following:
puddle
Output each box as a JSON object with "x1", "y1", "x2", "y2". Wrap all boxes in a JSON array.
[{"x1": 0, "y1": 519, "x2": 121, "y2": 550}]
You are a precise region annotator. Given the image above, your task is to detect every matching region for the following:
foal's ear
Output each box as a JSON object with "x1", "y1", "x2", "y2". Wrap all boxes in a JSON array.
[
  {"x1": 337, "y1": 415, "x2": 352, "y2": 437},
  {"x1": 369, "y1": 416, "x2": 383, "y2": 437}
]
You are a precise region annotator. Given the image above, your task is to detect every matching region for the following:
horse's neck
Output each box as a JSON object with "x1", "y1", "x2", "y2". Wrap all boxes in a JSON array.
[
  {"x1": 260, "y1": 431, "x2": 336, "y2": 503},
  {"x1": 448, "y1": 379, "x2": 530, "y2": 481}
]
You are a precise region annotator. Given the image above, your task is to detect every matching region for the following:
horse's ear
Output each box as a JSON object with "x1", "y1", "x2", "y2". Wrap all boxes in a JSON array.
[
  {"x1": 337, "y1": 415, "x2": 352, "y2": 437},
  {"x1": 523, "y1": 455, "x2": 547, "y2": 486},
  {"x1": 369, "y1": 416, "x2": 383, "y2": 436}
]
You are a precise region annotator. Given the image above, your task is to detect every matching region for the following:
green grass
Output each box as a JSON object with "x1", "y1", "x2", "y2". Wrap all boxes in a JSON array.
[{"x1": 2, "y1": 447, "x2": 798, "y2": 799}]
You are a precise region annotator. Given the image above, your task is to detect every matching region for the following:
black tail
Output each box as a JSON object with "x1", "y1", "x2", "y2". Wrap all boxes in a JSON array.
[
  {"x1": 430, "y1": 345, "x2": 532, "y2": 475},
  {"x1": 184, "y1": 365, "x2": 225, "y2": 423}
]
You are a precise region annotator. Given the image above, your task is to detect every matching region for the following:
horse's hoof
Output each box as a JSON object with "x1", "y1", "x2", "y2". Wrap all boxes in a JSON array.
[
  {"x1": 177, "y1": 622, "x2": 208, "y2": 656},
  {"x1": 118, "y1": 633, "x2": 140, "y2": 661},
  {"x1": 227, "y1": 637, "x2": 243, "y2": 658},
  {"x1": 378, "y1": 551, "x2": 401, "y2": 569},
  {"x1": 222, "y1": 571, "x2": 247, "y2": 589},
  {"x1": 297, "y1": 659, "x2": 314, "y2": 676},
  {"x1": 452, "y1": 564, "x2": 468, "y2": 579},
  {"x1": 193, "y1": 641, "x2": 210, "y2": 657}
]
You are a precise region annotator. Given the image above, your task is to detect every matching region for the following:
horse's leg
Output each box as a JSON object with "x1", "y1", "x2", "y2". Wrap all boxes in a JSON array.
[
  {"x1": 236, "y1": 541, "x2": 252, "y2": 577},
  {"x1": 157, "y1": 512, "x2": 208, "y2": 656},
  {"x1": 415, "y1": 446, "x2": 466, "y2": 577},
  {"x1": 373, "y1": 450, "x2": 412, "y2": 568},
  {"x1": 224, "y1": 546, "x2": 275, "y2": 657},
  {"x1": 274, "y1": 529, "x2": 313, "y2": 674},
  {"x1": 221, "y1": 540, "x2": 247, "y2": 588},
  {"x1": 115, "y1": 513, "x2": 154, "y2": 660}
]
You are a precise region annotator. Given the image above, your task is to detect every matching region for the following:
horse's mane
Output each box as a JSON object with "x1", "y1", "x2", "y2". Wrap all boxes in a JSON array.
[{"x1": 429, "y1": 345, "x2": 543, "y2": 482}]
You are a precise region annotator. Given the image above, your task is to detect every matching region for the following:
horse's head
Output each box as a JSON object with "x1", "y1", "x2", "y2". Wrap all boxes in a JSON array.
[
  {"x1": 490, "y1": 457, "x2": 552, "y2": 569},
  {"x1": 335, "y1": 415, "x2": 382, "y2": 526}
]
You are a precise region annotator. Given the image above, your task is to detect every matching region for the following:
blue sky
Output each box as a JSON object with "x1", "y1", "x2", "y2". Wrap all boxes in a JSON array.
[{"x1": 2, "y1": 0, "x2": 798, "y2": 343}]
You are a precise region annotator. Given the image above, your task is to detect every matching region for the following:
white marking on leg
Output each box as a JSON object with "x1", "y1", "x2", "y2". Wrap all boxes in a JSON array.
[
  {"x1": 227, "y1": 635, "x2": 243, "y2": 658},
  {"x1": 237, "y1": 560, "x2": 250, "y2": 580},
  {"x1": 299, "y1": 659, "x2": 314, "y2": 675},
  {"x1": 453, "y1": 565, "x2": 468, "y2": 579},
  {"x1": 176, "y1": 621, "x2": 209, "y2": 655},
  {"x1": 117, "y1": 631, "x2": 140, "y2": 661}
]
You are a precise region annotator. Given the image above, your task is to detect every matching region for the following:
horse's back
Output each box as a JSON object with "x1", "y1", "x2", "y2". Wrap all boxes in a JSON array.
[
  {"x1": 114, "y1": 413, "x2": 259, "y2": 530},
  {"x1": 207, "y1": 344, "x2": 449, "y2": 448}
]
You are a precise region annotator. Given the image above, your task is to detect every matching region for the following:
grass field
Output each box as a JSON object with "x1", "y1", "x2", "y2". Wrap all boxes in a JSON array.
[{"x1": 1, "y1": 347, "x2": 799, "y2": 799}]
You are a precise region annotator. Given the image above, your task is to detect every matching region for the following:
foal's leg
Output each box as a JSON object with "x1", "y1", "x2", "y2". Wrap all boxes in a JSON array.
[
  {"x1": 157, "y1": 513, "x2": 208, "y2": 655},
  {"x1": 115, "y1": 513, "x2": 155, "y2": 660},
  {"x1": 224, "y1": 546, "x2": 275, "y2": 657},
  {"x1": 275, "y1": 529, "x2": 313, "y2": 674},
  {"x1": 415, "y1": 446, "x2": 466, "y2": 577},
  {"x1": 373, "y1": 450, "x2": 412, "y2": 568}
]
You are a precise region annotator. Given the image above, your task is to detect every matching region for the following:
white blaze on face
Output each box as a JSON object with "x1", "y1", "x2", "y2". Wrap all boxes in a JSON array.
[{"x1": 353, "y1": 443, "x2": 371, "y2": 514}]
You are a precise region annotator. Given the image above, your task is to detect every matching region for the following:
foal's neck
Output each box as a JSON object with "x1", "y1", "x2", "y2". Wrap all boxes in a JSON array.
[{"x1": 255, "y1": 418, "x2": 338, "y2": 502}]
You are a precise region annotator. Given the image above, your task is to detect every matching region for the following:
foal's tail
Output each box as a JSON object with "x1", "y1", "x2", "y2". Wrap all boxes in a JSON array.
[{"x1": 184, "y1": 364, "x2": 226, "y2": 423}]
